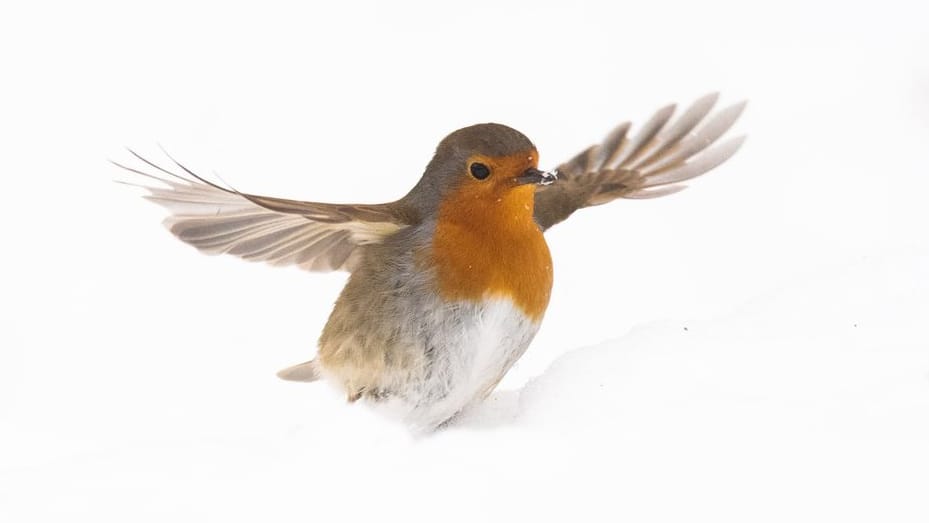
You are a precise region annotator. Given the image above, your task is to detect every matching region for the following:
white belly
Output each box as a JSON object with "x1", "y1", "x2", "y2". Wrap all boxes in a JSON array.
[{"x1": 387, "y1": 298, "x2": 540, "y2": 429}]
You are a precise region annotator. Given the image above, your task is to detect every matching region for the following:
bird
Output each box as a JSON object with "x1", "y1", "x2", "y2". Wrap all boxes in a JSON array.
[{"x1": 117, "y1": 93, "x2": 746, "y2": 430}]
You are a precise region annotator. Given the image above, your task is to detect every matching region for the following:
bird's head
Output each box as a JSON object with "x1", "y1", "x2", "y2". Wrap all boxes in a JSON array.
[{"x1": 402, "y1": 123, "x2": 556, "y2": 220}]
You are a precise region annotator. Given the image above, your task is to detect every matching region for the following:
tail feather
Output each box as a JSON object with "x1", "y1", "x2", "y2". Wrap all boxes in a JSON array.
[{"x1": 276, "y1": 360, "x2": 320, "y2": 382}]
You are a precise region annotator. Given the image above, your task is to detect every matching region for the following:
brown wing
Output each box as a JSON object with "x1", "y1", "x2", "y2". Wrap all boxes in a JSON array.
[
  {"x1": 534, "y1": 93, "x2": 746, "y2": 230},
  {"x1": 115, "y1": 150, "x2": 412, "y2": 272}
]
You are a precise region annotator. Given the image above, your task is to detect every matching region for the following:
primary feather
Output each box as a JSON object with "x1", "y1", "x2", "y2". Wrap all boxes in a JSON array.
[
  {"x1": 533, "y1": 93, "x2": 746, "y2": 230},
  {"x1": 114, "y1": 150, "x2": 408, "y2": 272}
]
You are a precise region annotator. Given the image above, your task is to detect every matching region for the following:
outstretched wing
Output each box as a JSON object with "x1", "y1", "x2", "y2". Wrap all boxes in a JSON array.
[
  {"x1": 116, "y1": 150, "x2": 412, "y2": 272},
  {"x1": 534, "y1": 93, "x2": 746, "y2": 230}
]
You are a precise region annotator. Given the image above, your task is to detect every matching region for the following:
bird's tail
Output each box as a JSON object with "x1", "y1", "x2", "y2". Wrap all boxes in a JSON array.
[{"x1": 276, "y1": 359, "x2": 321, "y2": 382}]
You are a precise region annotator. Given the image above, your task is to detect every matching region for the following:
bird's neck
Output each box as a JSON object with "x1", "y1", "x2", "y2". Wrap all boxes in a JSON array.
[{"x1": 429, "y1": 186, "x2": 553, "y2": 321}]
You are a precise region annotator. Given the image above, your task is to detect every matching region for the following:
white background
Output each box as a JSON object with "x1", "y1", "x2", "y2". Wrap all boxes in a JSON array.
[{"x1": 1, "y1": 1, "x2": 928, "y2": 521}]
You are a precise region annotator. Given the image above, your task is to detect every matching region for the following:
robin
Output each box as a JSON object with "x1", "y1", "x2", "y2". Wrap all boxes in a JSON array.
[{"x1": 118, "y1": 93, "x2": 745, "y2": 430}]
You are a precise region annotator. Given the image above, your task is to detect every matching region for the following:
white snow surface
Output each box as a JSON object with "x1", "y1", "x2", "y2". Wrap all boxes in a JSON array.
[{"x1": 2, "y1": 1, "x2": 929, "y2": 521}]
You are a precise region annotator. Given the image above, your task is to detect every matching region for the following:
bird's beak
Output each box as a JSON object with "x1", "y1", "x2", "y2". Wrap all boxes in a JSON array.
[{"x1": 514, "y1": 167, "x2": 558, "y2": 186}]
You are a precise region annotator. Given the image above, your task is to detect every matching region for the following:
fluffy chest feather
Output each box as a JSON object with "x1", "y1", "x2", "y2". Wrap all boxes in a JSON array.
[
  {"x1": 403, "y1": 297, "x2": 540, "y2": 429},
  {"x1": 392, "y1": 186, "x2": 552, "y2": 428}
]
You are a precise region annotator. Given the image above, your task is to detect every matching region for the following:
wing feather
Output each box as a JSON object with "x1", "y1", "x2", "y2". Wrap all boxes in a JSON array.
[
  {"x1": 609, "y1": 103, "x2": 676, "y2": 168},
  {"x1": 625, "y1": 92, "x2": 719, "y2": 170},
  {"x1": 117, "y1": 152, "x2": 411, "y2": 272},
  {"x1": 534, "y1": 94, "x2": 746, "y2": 230}
]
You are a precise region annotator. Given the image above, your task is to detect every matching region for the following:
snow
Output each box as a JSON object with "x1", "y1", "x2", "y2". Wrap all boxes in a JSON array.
[{"x1": 2, "y1": 1, "x2": 929, "y2": 521}]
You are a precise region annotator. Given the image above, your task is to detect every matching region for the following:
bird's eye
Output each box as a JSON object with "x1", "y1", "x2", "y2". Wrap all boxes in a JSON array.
[{"x1": 469, "y1": 162, "x2": 491, "y2": 180}]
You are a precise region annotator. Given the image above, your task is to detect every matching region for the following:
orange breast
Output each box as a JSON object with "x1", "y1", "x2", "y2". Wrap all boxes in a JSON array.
[{"x1": 430, "y1": 181, "x2": 553, "y2": 321}]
